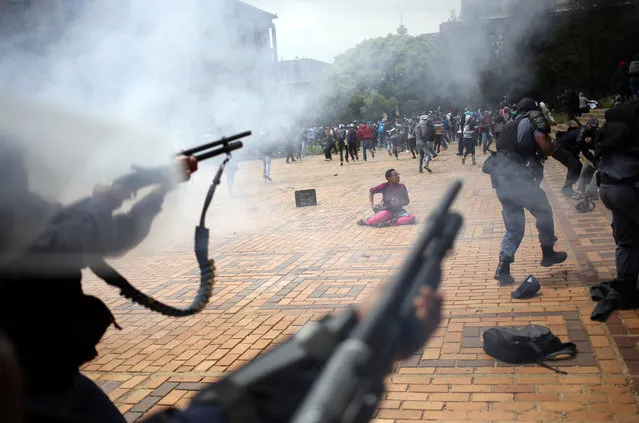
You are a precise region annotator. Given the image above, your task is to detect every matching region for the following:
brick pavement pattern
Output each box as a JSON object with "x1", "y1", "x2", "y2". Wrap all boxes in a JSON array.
[{"x1": 80, "y1": 124, "x2": 639, "y2": 422}]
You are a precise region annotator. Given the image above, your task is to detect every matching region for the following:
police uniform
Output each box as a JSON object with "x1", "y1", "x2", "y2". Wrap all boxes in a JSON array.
[
  {"x1": 492, "y1": 99, "x2": 567, "y2": 284},
  {"x1": 0, "y1": 159, "x2": 176, "y2": 423},
  {"x1": 598, "y1": 132, "x2": 639, "y2": 292}
]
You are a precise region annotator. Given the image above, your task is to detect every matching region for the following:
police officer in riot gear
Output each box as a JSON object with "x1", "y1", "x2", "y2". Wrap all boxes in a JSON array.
[
  {"x1": 596, "y1": 101, "x2": 639, "y2": 303},
  {"x1": 492, "y1": 98, "x2": 568, "y2": 285},
  {"x1": 0, "y1": 139, "x2": 198, "y2": 423}
]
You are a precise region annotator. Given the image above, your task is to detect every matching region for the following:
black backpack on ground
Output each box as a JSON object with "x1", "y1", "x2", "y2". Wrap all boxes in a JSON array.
[{"x1": 483, "y1": 325, "x2": 577, "y2": 374}]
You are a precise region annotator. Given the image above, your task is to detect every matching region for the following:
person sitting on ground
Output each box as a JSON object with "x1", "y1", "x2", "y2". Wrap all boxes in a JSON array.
[{"x1": 358, "y1": 169, "x2": 416, "y2": 227}]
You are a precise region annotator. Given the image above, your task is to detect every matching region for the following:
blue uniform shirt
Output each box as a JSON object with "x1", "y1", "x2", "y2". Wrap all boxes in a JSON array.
[
  {"x1": 516, "y1": 118, "x2": 543, "y2": 159},
  {"x1": 599, "y1": 146, "x2": 639, "y2": 180}
]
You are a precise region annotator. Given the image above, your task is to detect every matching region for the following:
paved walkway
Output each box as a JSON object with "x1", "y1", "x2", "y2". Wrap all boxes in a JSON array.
[{"x1": 81, "y1": 136, "x2": 639, "y2": 422}]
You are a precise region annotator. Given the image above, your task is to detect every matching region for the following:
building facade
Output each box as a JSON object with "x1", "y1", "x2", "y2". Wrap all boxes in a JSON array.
[
  {"x1": 459, "y1": 0, "x2": 571, "y2": 20},
  {"x1": 0, "y1": 0, "x2": 278, "y2": 62},
  {"x1": 226, "y1": 0, "x2": 278, "y2": 63},
  {"x1": 275, "y1": 58, "x2": 330, "y2": 119}
]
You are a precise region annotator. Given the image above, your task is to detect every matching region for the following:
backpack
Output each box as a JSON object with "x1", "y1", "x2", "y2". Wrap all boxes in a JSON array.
[
  {"x1": 418, "y1": 123, "x2": 428, "y2": 141},
  {"x1": 483, "y1": 325, "x2": 577, "y2": 374},
  {"x1": 337, "y1": 129, "x2": 346, "y2": 141},
  {"x1": 347, "y1": 129, "x2": 358, "y2": 144},
  {"x1": 423, "y1": 123, "x2": 435, "y2": 142},
  {"x1": 496, "y1": 115, "x2": 526, "y2": 153}
]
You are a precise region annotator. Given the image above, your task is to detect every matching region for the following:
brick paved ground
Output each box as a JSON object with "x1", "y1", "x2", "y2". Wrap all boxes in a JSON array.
[{"x1": 81, "y1": 126, "x2": 639, "y2": 422}]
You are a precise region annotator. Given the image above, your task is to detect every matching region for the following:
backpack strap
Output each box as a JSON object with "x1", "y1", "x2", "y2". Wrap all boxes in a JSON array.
[
  {"x1": 545, "y1": 342, "x2": 578, "y2": 360},
  {"x1": 536, "y1": 361, "x2": 567, "y2": 375},
  {"x1": 527, "y1": 341, "x2": 577, "y2": 375}
]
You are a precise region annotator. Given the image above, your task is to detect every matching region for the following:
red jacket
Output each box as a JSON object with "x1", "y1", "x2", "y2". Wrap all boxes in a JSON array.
[{"x1": 357, "y1": 125, "x2": 373, "y2": 140}]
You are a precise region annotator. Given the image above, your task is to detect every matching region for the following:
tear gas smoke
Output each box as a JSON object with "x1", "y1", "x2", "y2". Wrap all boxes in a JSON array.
[
  {"x1": 0, "y1": 0, "x2": 310, "y2": 259},
  {"x1": 323, "y1": 0, "x2": 563, "y2": 116},
  {"x1": 436, "y1": 0, "x2": 558, "y2": 106}
]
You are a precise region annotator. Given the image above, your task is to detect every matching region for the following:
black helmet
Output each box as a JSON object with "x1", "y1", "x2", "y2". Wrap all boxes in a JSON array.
[{"x1": 516, "y1": 98, "x2": 538, "y2": 113}]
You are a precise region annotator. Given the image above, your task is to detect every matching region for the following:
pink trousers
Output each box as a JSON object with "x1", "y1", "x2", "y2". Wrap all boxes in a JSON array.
[{"x1": 366, "y1": 210, "x2": 416, "y2": 226}]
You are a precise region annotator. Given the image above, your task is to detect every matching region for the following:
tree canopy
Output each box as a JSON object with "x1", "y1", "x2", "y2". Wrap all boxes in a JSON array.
[
  {"x1": 319, "y1": 33, "x2": 440, "y2": 124},
  {"x1": 316, "y1": 0, "x2": 639, "y2": 125}
]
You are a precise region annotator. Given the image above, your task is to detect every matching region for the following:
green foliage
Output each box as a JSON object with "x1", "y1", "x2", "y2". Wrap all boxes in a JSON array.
[
  {"x1": 598, "y1": 96, "x2": 615, "y2": 109},
  {"x1": 553, "y1": 112, "x2": 569, "y2": 125},
  {"x1": 320, "y1": 34, "x2": 439, "y2": 124},
  {"x1": 317, "y1": 1, "x2": 638, "y2": 123},
  {"x1": 532, "y1": 1, "x2": 639, "y2": 103}
]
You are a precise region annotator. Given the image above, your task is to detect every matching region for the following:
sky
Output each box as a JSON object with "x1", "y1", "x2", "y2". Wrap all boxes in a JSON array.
[{"x1": 244, "y1": 0, "x2": 461, "y2": 63}]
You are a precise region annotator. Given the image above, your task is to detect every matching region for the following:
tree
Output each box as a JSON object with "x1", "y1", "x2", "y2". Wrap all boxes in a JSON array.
[
  {"x1": 315, "y1": 1, "x2": 639, "y2": 124},
  {"x1": 318, "y1": 34, "x2": 439, "y2": 123}
]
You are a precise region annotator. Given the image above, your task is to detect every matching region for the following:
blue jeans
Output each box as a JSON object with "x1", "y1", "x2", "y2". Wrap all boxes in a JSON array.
[
  {"x1": 482, "y1": 131, "x2": 493, "y2": 152},
  {"x1": 418, "y1": 143, "x2": 433, "y2": 170},
  {"x1": 495, "y1": 175, "x2": 557, "y2": 261},
  {"x1": 262, "y1": 156, "x2": 271, "y2": 178}
]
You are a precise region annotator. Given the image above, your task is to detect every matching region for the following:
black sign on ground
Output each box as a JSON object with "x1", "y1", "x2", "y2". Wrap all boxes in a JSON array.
[{"x1": 295, "y1": 189, "x2": 317, "y2": 208}]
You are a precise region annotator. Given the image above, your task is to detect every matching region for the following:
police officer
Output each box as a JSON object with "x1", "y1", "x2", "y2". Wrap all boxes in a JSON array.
[
  {"x1": 492, "y1": 98, "x2": 568, "y2": 284},
  {"x1": 0, "y1": 139, "x2": 198, "y2": 423},
  {"x1": 597, "y1": 100, "x2": 639, "y2": 300}
]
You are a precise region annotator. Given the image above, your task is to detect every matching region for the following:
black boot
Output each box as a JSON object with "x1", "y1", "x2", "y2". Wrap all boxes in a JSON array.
[
  {"x1": 540, "y1": 246, "x2": 568, "y2": 267},
  {"x1": 494, "y1": 257, "x2": 515, "y2": 285}
]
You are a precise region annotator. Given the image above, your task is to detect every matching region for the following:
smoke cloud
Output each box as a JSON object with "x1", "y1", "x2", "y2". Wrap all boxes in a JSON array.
[
  {"x1": 0, "y1": 0, "x2": 310, "y2": 257},
  {"x1": 436, "y1": 0, "x2": 559, "y2": 107},
  {"x1": 321, "y1": 0, "x2": 564, "y2": 120}
]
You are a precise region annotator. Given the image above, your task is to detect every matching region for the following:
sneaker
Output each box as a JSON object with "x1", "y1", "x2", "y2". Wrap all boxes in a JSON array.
[
  {"x1": 357, "y1": 219, "x2": 368, "y2": 226},
  {"x1": 419, "y1": 169, "x2": 424, "y2": 173},
  {"x1": 424, "y1": 167, "x2": 433, "y2": 173}
]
